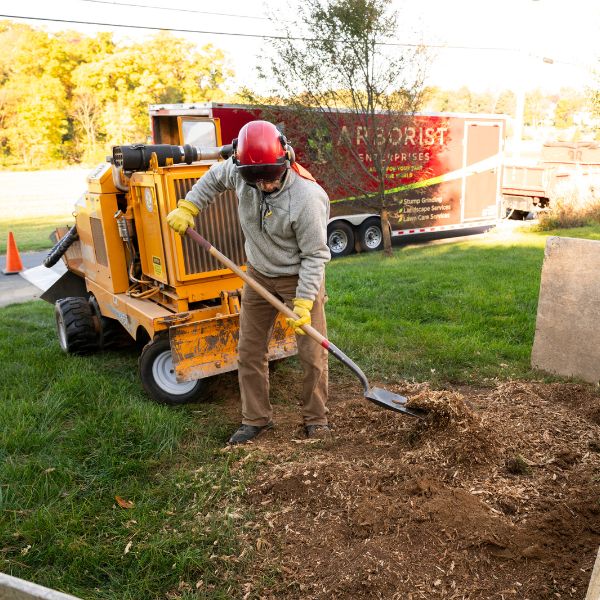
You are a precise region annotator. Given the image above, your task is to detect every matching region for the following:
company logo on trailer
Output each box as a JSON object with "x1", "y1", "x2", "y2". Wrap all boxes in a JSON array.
[{"x1": 338, "y1": 125, "x2": 449, "y2": 147}]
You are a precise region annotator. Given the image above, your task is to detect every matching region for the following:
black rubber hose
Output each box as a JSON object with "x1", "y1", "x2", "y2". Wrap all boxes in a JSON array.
[{"x1": 43, "y1": 225, "x2": 78, "y2": 268}]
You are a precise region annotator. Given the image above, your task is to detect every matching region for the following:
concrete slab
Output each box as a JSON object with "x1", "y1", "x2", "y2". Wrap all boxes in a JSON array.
[
  {"x1": 0, "y1": 251, "x2": 64, "y2": 308},
  {"x1": 531, "y1": 236, "x2": 600, "y2": 383},
  {"x1": 0, "y1": 572, "x2": 81, "y2": 599},
  {"x1": 585, "y1": 546, "x2": 600, "y2": 600}
]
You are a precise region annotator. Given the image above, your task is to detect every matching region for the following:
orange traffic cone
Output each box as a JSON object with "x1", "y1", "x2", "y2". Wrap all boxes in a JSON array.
[{"x1": 3, "y1": 231, "x2": 24, "y2": 275}]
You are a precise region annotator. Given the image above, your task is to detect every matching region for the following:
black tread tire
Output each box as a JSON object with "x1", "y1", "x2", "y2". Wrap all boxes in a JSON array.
[
  {"x1": 89, "y1": 296, "x2": 134, "y2": 350},
  {"x1": 98, "y1": 317, "x2": 135, "y2": 350},
  {"x1": 327, "y1": 221, "x2": 355, "y2": 258},
  {"x1": 508, "y1": 209, "x2": 529, "y2": 220},
  {"x1": 54, "y1": 297, "x2": 99, "y2": 355},
  {"x1": 358, "y1": 217, "x2": 384, "y2": 253},
  {"x1": 139, "y1": 336, "x2": 207, "y2": 405}
]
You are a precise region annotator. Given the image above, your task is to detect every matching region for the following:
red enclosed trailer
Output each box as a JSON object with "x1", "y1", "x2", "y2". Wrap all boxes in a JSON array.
[{"x1": 150, "y1": 103, "x2": 506, "y2": 257}]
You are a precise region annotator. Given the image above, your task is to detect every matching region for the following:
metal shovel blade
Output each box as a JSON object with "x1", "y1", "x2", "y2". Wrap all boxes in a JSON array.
[
  {"x1": 366, "y1": 387, "x2": 427, "y2": 418},
  {"x1": 184, "y1": 229, "x2": 428, "y2": 420}
]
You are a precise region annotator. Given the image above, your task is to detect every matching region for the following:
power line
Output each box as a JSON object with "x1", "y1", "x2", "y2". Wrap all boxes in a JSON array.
[
  {"x1": 74, "y1": 3, "x2": 580, "y2": 62},
  {"x1": 77, "y1": 0, "x2": 270, "y2": 21},
  {"x1": 1, "y1": 13, "x2": 298, "y2": 42},
  {"x1": 0, "y1": 13, "x2": 524, "y2": 53}
]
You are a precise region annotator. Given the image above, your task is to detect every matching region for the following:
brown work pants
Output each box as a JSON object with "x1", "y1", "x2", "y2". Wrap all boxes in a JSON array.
[{"x1": 237, "y1": 265, "x2": 328, "y2": 427}]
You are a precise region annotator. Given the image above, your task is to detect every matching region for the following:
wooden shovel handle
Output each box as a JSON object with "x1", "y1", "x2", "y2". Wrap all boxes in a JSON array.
[{"x1": 185, "y1": 228, "x2": 328, "y2": 348}]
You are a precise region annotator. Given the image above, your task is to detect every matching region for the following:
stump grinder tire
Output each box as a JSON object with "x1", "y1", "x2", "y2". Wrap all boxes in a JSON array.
[
  {"x1": 327, "y1": 221, "x2": 355, "y2": 258},
  {"x1": 358, "y1": 217, "x2": 384, "y2": 253},
  {"x1": 89, "y1": 296, "x2": 133, "y2": 351},
  {"x1": 139, "y1": 337, "x2": 207, "y2": 405},
  {"x1": 54, "y1": 297, "x2": 99, "y2": 355}
]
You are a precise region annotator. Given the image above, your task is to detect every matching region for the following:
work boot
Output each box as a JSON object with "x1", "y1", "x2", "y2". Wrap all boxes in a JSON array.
[
  {"x1": 305, "y1": 424, "x2": 333, "y2": 440},
  {"x1": 228, "y1": 422, "x2": 273, "y2": 445}
]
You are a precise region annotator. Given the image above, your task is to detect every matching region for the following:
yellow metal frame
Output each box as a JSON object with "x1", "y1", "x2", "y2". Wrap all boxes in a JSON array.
[
  {"x1": 170, "y1": 313, "x2": 294, "y2": 381},
  {"x1": 90, "y1": 274, "x2": 297, "y2": 382},
  {"x1": 129, "y1": 178, "x2": 170, "y2": 286},
  {"x1": 75, "y1": 186, "x2": 129, "y2": 293},
  {"x1": 66, "y1": 127, "x2": 297, "y2": 387},
  {"x1": 130, "y1": 163, "x2": 247, "y2": 306}
]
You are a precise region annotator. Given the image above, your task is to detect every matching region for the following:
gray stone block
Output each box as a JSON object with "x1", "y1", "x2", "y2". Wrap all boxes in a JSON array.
[{"x1": 532, "y1": 236, "x2": 600, "y2": 383}]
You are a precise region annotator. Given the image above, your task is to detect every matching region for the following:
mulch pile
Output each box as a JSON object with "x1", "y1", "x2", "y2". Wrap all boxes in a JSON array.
[{"x1": 226, "y1": 379, "x2": 600, "y2": 599}]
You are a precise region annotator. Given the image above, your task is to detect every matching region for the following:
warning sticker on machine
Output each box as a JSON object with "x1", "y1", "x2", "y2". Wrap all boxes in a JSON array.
[{"x1": 152, "y1": 256, "x2": 163, "y2": 278}]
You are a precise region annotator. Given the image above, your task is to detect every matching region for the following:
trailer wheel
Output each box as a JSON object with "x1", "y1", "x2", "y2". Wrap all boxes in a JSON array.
[
  {"x1": 507, "y1": 209, "x2": 529, "y2": 220},
  {"x1": 327, "y1": 221, "x2": 354, "y2": 258},
  {"x1": 358, "y1": 218, "x2": 383, "y2": 252},
  {"x1": 54, "y1": 297, "x2": 99, "y2": 355},
  {"x1": 139, "y1": 336, "x2": 207, "y2": 405}
]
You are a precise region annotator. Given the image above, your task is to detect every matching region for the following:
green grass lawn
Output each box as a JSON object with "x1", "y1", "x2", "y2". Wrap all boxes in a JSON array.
[
  {"x1": 325, "y1": 224, "x2": 600, "y2": 385},
  {"x1": 1, "y1": 223, "x2": 599, "y2": 598},
  {"x1": 0, "y1": 304, "x2": 251, "y2": 599},
  {"x1": 0, "y1": 216, "x2": 74, "y2": 254}
]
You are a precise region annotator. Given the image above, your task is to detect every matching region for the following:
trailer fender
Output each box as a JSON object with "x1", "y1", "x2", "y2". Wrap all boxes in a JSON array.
[{"x1": 328, "y1": 213, "x2": 378, "y2": 228}]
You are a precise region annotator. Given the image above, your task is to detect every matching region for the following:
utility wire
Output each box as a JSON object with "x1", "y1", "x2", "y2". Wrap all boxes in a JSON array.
[
  {"x1": 77, "y1": 0, "x2": 270, "y2": 20},
  {"x1": 0, "y1": 13, "x2": 525, "y2": 52}
]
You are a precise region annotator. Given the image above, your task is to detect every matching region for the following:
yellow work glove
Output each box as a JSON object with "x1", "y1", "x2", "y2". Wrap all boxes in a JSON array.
[
  {"x1": 286, "y1": 298, "x2": 313, "y2": 335},
  {"x1": 166, "y1": 199, "x2": 199, "y2": 235}
]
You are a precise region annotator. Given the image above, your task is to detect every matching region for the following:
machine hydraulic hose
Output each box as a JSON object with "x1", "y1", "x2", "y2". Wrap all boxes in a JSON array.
[
  {"x1": 112, "y1": 143, "x2": 233, "y2": 172},
  {"x1": 43, "y1": 225, "x2": 79, "y2": 268}
]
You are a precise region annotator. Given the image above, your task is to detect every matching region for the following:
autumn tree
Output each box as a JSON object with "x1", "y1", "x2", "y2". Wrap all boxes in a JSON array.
[
  {"x1": 0, "y1": 21, "x2": 233, "y2": 167},
  {"x1": 588, "y1": 63, "x2": 599, "y2": 128},
  {"x1": 553, "y1": 88, "x2": 586, "y2": 130},
  {"x1": 0, "y1": 23, "x2": 69, "y2": 167},
  {"x1": 254, "y1": 0, "x2": 428, "y2": 256},
  {"x1": 70, "y1": 91, "x2": 101, "y2": 163},
  {"x1": 524, "y1": 89, "x2": 552, "y2": 128},
  {"x1": 73, "y1": 32, "x2": 232, "y2": 149}
]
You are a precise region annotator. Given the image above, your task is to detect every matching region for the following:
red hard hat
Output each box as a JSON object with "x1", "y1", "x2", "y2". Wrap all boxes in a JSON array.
[{"x1": 232, "y1": 120, "x2": 291, "y2": 184}]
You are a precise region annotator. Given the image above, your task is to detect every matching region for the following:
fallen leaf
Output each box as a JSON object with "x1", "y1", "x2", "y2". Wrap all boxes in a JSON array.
[
  {"x1": 115, "y1": 496, "x2": 134, "y2": 509},
  {"x1": 256, "y1": 537, "x2": 270, "y2": 550},
  {"x1": 124, "y1": 541, "x2": 132, "y2": 554}
]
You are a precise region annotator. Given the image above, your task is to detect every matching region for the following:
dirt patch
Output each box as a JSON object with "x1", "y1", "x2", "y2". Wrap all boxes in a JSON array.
[{"x1": 228, "y1": 379, "x2": 600, "y2": 599}]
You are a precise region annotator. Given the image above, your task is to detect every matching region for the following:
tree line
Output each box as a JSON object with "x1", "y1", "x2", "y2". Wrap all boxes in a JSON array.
[
  {"x1": 0, "y1": 19, "x2": 597, "y2": 171},
  {"x1": 422, "y1": 86, "x2": 595, "y2": 135},
  {"x1": 0, "y1": 21, "x2": 232, "y2": 168}
]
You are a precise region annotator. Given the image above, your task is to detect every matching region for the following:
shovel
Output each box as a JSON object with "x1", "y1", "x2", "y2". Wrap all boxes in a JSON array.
[{"x1": 186, "y1": 228, "x2": 425, "y2": 418}]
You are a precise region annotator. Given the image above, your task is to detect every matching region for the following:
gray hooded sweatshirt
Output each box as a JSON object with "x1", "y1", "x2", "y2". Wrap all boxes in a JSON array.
[{"x1": 185, "y1": 158, "x2": 331, "y2": 301}]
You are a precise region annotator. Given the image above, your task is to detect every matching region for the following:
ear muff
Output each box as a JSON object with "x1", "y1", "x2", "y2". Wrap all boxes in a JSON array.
[
  {"x1": 279, "y1": 134, "x2": 295, "y2": 165},
  {"x1": 231, "y1": 137, "x2": 239, "y2": 165},
  {"x1": 286, "y1": 144, "x2": 295, "y2": 164}
]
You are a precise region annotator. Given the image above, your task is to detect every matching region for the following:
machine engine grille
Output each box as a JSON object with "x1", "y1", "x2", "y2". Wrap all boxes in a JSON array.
[
  {"x1": 90, "y1": 216, "x2": 108, "y2": 267},
  {"x1": 173, "y1": 179, "x2": 246, "y2": 274}
]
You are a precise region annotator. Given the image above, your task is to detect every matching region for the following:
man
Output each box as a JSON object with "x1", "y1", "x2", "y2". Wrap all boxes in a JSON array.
[{"x1": 167, "y1": 120, "x2": 331, "y2": 444}]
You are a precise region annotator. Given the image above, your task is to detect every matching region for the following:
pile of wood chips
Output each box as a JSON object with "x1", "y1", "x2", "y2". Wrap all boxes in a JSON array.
[{"x1": 219, "y1": 377, "x2": 600, "y2": 599}]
